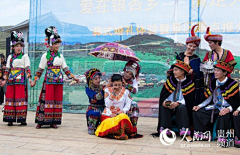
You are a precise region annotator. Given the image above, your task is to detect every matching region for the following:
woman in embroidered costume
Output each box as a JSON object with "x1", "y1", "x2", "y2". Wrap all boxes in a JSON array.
[
  {"x1": 152, "y1": 60, "x2": 195, "y2": 142},
  {"x1": 85, "y1": 68, "x2": 105, "y2": 135},
  {"x1": 122, "y1": 60, "x2": 141, "y2": 134},
  {"x1": 233, "y1": 106, "x2": 240, "y2": 148},
  {"x1": 192, "y1": 61, "x2": 239, "y2": 147},
  {"x1": 202, "y1": 27, "x2": 237, "y2": 86},
  {"x1": 31, "y1": 26, "x2": 79, "y2": 129},
  {"x1": 1, "y1": 31, "x2": 32, "y2": 126},
  {"x1": 172, "y1": 24, "x2": 204, "y2": 105},
  {"x1": 95, "y1": 74, "x2": 137, "y2": 140}
]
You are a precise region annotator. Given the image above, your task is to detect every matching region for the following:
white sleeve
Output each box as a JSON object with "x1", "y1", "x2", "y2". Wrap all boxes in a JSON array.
[
  {"x1": 38, "y1": 53, "x2": 47, "y2": 69},
  {"x1": 24, "y1": 54, "x2": 30, "y2": 68},
  {"x1": 103, "y1": 89, "x2": 114, "y2": 116},
  {"x1": 177, "y1": 96, "x2": 186, "y2": 105},
  {"x1": 227, "y1": 106, "x2": 233, "y2": 112},
  {"x1": 237, "y1": 106, "x2": 240, "y2": 111},
  {"x1": 198, "y1": 94, "x2": 212, "y2": 108},
  {"x1": 6, "y1": 55, "x2": 11, "y2": 68},
  {"x1": 133, "y1": 78, "x2": 138, "y2": 93},
  {"x1": 62, "y1": 55, "x2": 68, "y2": 69},
  {"x1": 122, "y1": 90, "x2": 132, "y2": 113}
]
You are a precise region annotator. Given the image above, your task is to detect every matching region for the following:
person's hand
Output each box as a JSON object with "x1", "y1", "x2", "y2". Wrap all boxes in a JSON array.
[
  {"x1": 162, "y1": 101, "x2": 170, "y2": 108},
  {"x1": 192, "y1": 106, "x2": 200, "y2": 111},
  {"x1": 28, "y1": 78, "x2": 33, "y2": 85},
  {"x1": 1, "y1": 80, "x2": 6, "y2": 87},
  {"x1": 122, "y1": 78, "x2": 127, "y2": 86},
  {"x1": 168, "y1": 102, "x2": 179, "y2": 109},
  {"x1": 189, "y1": 69, "x2": 193, "y2": 74},
  {"x1": 73, "y1": 77, "x2": 80, "y2": 83},
  {"x1": 106, "y1": 78, "x2": 112, "y2": 87},
  {"x1": 233, "y1": 110, "x2": 240, "y2": 116},
  {"x1": 219, "y1": 108, "x2": 230, "y2": 116},
  {"x1": 31, "y1": 80, "x2": 36, "y2": 87}
]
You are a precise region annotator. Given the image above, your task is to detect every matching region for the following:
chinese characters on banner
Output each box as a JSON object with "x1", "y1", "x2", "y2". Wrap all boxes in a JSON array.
[
  {"x1": 80, "y1": 0, "x2": 240, "y2": 14},
  {"x1": 92, "y1": 21, "x2": 240, "y2": 36}
]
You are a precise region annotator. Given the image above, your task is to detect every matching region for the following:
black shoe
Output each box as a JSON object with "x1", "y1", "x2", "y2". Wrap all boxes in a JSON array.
[
  {"x1": 8, "y1": 122, "x2": 13, "y2": 126},
  {"x1": 235, "y1": 144, "x2": 240, "y2": 148},
  {"x1": 21, "y1": 122, "x2": 27, "y2": 126}
]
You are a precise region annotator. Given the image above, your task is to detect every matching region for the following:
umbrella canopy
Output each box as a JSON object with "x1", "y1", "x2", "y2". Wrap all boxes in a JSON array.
[{"x1": 90, "y1": 42, "x2": 140, "y2": 62}]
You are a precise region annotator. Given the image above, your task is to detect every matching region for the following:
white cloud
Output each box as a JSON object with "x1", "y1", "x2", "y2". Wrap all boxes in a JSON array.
[{"x1": 0, "y1": 0, "x2": 29, "y2": 26}]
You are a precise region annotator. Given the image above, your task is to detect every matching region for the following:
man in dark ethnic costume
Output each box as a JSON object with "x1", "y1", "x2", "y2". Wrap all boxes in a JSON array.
[
  {"x1": 152, "y1": 60, "x2": 195, "y2": 142},
  {"x1": 193, "y1": 61, "x2": 239, "y2": 147}
]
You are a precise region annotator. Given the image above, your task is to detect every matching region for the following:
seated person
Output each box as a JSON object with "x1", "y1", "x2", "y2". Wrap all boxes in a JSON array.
[
  {"x1": 85, "y1": 68, "x2": 105, "y2": 135},
  {"x1": 95, "y1": 74, "x2": 140, "y2": 140},
  {"x1": 192, "y1": 61, "x2": 239, "y2": 147},
  {"x1": 152, "y1": 60, "x2": 195, "y2": 142}
]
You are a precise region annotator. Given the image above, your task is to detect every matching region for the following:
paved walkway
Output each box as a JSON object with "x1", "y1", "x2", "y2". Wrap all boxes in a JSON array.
[{"x1": 0, "y1": 105, "x2": 239, "y2": 155}]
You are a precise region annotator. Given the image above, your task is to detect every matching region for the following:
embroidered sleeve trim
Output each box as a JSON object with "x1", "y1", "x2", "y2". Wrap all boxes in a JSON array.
[
  {"x1": 25, "y1": 66, "x2": 32, "y2": 78},
  {"x1": 63, "y1": 67, "x2": 73, "y2": 79},
  {"x1": 125, "y1": 84, "x2": 136, "y2": 94},
  {"x1": 3, "y1": 68, "x2": 10, "y2": 80},
  {"x1": 34, "y1": 68, "x2": 44, "y2": 81}
]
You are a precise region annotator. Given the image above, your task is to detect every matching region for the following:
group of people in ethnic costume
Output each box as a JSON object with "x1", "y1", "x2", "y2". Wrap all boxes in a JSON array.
[
  {"x1": 152, "y1": 24, "x2": 240, "y2": 148},
  {"x1": 1, "y1": 24, "x2": 239, "y2": 147},
  {"x1": 84, "y1": 60, "x2": 142, "y2": 140},
  {"x1": 1, "y1": 26, "x2": 79, "y2": 128}
]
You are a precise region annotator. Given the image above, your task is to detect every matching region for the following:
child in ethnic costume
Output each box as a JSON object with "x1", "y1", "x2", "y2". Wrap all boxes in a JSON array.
[
  {"x1": 31, "y1": 26, "x2": 79, "y2": 129},
  {"x1": 2, "y1": 31, "x2": 32, "y2": 126},
  {"x1": 85, "y1": 68, "x2": 105, "y2": 135},
  {"x1": 193, "y1": 61, "x2": 239, "y2": 147},
  {"x1": 202, "y1": 27, "x2": 237, "y2": 86},
  {"x1": 95, "y1": 74, "x2": 136, "y2": 140},
  {"x1": 152, "y1": 60, "x2": 195, "y2": 142}
]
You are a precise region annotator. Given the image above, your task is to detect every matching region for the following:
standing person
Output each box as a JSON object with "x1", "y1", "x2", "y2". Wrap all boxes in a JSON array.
[
  {"x1": 84, "y1": 68, "x2": 105, "y2": 135},
  {"x1": 192, "y1": 61, "x2": 239, "y2": 147},
  {"x1": 1, "y1": 31, "x2": 32, "y2": 126},
  {"x1": 0, "y1": 53, "x2": 7, "y2": 105},
  {"x1": 202, "y1": 27, "x2": 237, "y2": 86},
  {"x1": 31, "y1": 26, "x2": 79, "y2": 129},
  {"x1": 95, "y1": 74, "x2": 137, "y2": 140},
  {"x1": 152, "y1": 60, "x2": 195, "y2": 141},
  {"x1": 174, "y1": 24, "x2": 204, "y2": 105}
]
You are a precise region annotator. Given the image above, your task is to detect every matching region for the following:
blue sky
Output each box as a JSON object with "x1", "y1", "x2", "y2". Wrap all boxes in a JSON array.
[{"x1": 0, "y1": 0, "x2": 29, "y2": 26}]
